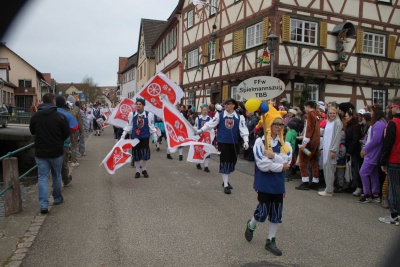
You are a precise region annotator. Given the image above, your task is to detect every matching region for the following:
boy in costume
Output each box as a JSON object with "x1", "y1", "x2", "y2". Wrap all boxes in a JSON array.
[{"x1": 244, "y1": 104, "x2": 292, "y2": 256}]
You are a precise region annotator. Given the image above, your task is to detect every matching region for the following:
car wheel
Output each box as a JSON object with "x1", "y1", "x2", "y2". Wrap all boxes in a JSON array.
[{"x1": 2, "y1": 118, "x2": 8, "y2": 128}]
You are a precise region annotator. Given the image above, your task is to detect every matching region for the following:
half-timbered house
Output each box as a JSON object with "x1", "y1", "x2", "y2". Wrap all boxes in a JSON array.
[
  {"x1": 119, "y1": 53, "x2": 138, "y2": 99},
  {"x1": 153, "y1": 1, "x2": 184, "y2": 88},
  {"x1": 180, "y1": 0, "x2": 400, "y2": 110}
]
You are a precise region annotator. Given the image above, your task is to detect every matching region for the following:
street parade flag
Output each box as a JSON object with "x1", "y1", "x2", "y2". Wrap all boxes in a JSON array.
[
  {"x1": 107, "y1": 98, "x2": 137, "y2": 128},
  {"x1": 101, "y1": 138, "x2": 140, "y2": 175},
  {"x1": 135, "y1": 72, "x2": 184, "y2": 118},
  {"x1": 161, "y1": 97, "x2": 218, "y2": 161},
  {"x1": 187, "y1": 129, "x2": 217, "y2": 163},
  {"x1": 102, "y1": 110, "x2": 110, "y2": 128}
]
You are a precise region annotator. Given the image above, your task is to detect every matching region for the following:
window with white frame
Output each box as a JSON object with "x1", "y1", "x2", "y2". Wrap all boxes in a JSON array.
[
  {"x1": 246, "y1": 22, "x2": 263, "y2": 49},
  {"x1": 206, "y1": 89, "x2": 211, "y2": 96},
  {"x1": 294, "y1": 82, "x2": 319, "y2": 101},
  {"x1": 187, "y1": 49, "x2": 199, "y2": 69},
  {"x1": 290, "y1": 19, "x2": 318, "y2": 45},
  {"x1": 363, "y1": 32, "x2": 386, "y2": 56},
  {"x1": 187, "y1": 92, "x2": 195, "y2": 106},
  {"x1": 209, "y1": 41, "x2": 216, "y2": 61},
  {"x1": 187, "y1": 10, "x2": 194, "y2": 28},
  {"x1": 377, "y1": 0, "x2": 392, "y2": 4},
  {"x1": 230, "y1": 86, "x2": 241, "y2": 101},
  {"x1": 210, "y1": 0, "x2": 217, "y2": 16},
  {"x1": 372, "y1": 89, "x2": 387, "y2": 108}
]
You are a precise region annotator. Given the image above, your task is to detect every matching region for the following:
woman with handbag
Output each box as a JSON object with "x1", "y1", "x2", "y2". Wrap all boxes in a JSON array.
[{"x1": 318, "y1": 107, "x2": 342, "y2": 196}]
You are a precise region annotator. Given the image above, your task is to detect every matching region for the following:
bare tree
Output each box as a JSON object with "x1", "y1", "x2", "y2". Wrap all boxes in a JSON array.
[{"x1": 81, "y1": 75, "x2": 99, "y2": 104}]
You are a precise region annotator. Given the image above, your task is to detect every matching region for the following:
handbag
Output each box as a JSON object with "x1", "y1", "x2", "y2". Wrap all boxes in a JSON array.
[{"x1": 345, "y1": 155, "x2": 352, "y2": 184}]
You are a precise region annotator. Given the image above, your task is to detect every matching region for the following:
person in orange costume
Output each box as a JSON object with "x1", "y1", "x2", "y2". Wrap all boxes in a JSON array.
[{"x1": 295, "y1": 100, "x2": 321, "y2": 191}]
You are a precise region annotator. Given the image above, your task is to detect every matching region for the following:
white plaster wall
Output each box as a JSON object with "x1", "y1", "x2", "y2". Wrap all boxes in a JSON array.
[
  {"x1": 156, "y1": 48, "x2": 178, "y2": 73},
  {"x1": 363, "y1": 3, "x2": 379, "y2": 21},
  {"x1": 325, "y1": 84, "x2": 352, "y2": 95}
]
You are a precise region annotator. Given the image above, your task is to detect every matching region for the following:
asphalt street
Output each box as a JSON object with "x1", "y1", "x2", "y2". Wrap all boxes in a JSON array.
[{"x1": 2, "y1": 126, "x2": 399, "y2": 267}]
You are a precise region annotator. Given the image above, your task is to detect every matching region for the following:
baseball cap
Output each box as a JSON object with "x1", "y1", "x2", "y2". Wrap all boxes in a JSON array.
[{"x1": 358, "y1": 109, "x2": 366, "y2": 115}]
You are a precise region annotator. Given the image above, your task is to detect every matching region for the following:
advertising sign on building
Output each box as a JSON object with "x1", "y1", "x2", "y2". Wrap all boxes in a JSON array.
[
  {"x1": 237, "y1": 76, "x2": 285, "y2": 101},
  {"x1": 79, "y1": 93, "x2": 86, "y2": 101}
]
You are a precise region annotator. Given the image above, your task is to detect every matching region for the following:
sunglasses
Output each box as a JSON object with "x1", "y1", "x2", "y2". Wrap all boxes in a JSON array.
[
  {"x1": 225, "y1": 102, "x2": 234, "y2": 105},
  {"x1": 272, "y1": 123, "x2": 284, "y2": 127}
]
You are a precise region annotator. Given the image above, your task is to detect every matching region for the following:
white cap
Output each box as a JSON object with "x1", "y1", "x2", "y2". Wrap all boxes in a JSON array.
[
  {"x1": 288, "y1": 109, "x2": 297, "y2": 115},
  {"x1": 318, "y1": 101, "x2": 326, "y2": 111},
  {"x1": 358, "y1": 109, "x2": 366, "y2": 115},
  {"x1": 216, "y1": 104, "x2": 223, "y2": 111}
]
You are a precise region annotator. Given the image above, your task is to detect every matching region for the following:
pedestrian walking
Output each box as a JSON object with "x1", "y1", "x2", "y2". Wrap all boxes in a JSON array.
[
  {"x1": 193, "y1": 105, "x2": 212, "y2": 172},
  {"x1": 197, "y1": 98, "x2": 249, "y2": 194},
  {"x1": 66, "y1": 95, "x2": 83, "y2": 166},
  {"x1": 29, "y1": 93, "x2": 70, "y2": 214}
]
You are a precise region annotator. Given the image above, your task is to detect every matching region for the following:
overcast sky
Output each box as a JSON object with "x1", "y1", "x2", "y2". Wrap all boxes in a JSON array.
[{"x1": 3, "y1": 0, "x2": 179, "y2": 86}]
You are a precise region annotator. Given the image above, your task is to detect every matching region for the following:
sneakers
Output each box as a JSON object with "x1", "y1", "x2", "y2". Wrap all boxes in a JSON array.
[
  {"x1": 381, "y1": 196, "x2": 389, "y2": 209},
  {"x1": 372, "y1": 195, "x2": 381, "y2": 203},
  {"x1": 135, "y1": 172, "x2": 140, "y2": 178},
  {"x1": 40, "y1": 208, "x2": 48, "y2": 215},
  {"x1": 179, "y1": 155, "x2": 183, "y2": 161},
  {"x1": 245, "y1": 220, "x2": 256, "y2": 242},
  {"x1": 318, "y1": 191, "x2": 333, "y2": 197},
  {"x1": 196, "y1": 164, "x2": 202, "y2": 170},
  {"x1": 224, "y1": 187, "x2": 231, "y2": 194},
  {"x1": 358, "y1": 195, "x2": 372, "y2": 203},
  {"x1": 353, "y1": 188, "x2": 362, "y2": 196},
  {"x1": 265, "y1": 238, "x2": 282, "y2": 256},
  {"x1": 378, "y1": 215, "x2": 399, "y2": 225},
  {"x1": 70, "y1": 162, "x2": 79, "y2": 167},
  {"x1": 167, "y1": 154, "x2": 173, "y2": 160},
  {"x1": 142, "y1": 170, "x2": 149, "y2": 178},
  {"x1": 204, "y1": 167, "x2": 210, "y2": 173},
  {"x1": 295, "y1": 182, "x2": 310, "y2": 191}
]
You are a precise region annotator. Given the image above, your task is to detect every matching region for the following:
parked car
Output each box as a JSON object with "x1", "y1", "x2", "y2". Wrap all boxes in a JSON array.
[{"x1": 0, "y1": 103, "x2": 8, "y2": 128}]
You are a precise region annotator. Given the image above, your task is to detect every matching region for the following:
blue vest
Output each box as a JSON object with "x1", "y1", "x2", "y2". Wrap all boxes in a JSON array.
[
  {"x1": 93, "y1": 108, "x2": 101, "y2": 119},
  {"x1": 217, "y1": 112, "x2": 240, "y2": 144},
  {"x1": 131, "y1": 111, "x2": 150, "y2": 138},
  {"x1": 197, "y1": 116, "x2": 211, "y2": 130},
  {"x1": 254, "y1": 141, "x2": 285, "y2": 194}
]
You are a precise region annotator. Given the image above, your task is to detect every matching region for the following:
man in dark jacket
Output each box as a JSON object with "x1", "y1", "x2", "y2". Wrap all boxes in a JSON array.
[{"x1": 29, "y1": 93, "x2": 70, "y2": 214}]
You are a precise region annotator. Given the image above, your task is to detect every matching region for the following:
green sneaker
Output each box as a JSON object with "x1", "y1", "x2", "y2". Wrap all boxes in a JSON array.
[
  {"x1": 245, "y1": 220, "x2": 256, "y2": 242},
  {"x1": 265, "y1": 238, "x2": 282, "y2": 256}
]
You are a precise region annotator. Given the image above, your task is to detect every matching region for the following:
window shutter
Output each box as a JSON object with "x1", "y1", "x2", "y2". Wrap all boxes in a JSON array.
[
  {"x1": 356, "y1": 29, "x2": 364, "y2": 54},
  {"x1": 222, "y1": 85, "x2": 229, "y2": 100},
  {"x1": 202, "y1": 43, "x2": 209, "y2": 64},
  {"x1": 262, "y1": 17, "x2": 269, "y2": 44},
  {"x1": 233, "y1": 29, "x2": 244, "y2": 53},
  {"x1": 319, "y1": 22, "x2": 327, "y2": 48},
  {"x1": 388, "y1": 35, "x2": 396, "y2": 59},
  {"x1": 282, "y1": 15, "x2": 290, "y2": 42},
  {"x1": 215, "y1": 38, "x2": 220, "y2": 59}
]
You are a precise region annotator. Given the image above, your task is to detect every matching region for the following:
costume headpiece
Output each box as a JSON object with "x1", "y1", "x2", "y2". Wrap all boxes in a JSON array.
[{"x1": 255, "y1": 104, "x2": 290, "y2": 154}]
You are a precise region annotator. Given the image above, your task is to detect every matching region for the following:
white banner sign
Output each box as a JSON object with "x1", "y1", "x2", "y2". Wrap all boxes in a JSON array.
[{"x1": 237, "y1": 76, "x2": 285, "y2": 100}]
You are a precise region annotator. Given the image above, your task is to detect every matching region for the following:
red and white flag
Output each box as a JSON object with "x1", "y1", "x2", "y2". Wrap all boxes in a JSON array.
[
  {"x1": 102, "y1": 110, "x2": 110, "y2": 128},
  {"x1": 162, "y1": 97, "x2": 218, "y2": 161},
  {"x1": 107, "y1": 98, "x2": 137, "y2": 128},
  {"x1": 187, "y1": 130, "x2": 216, "y2": 163},
  {"x1": 135, "y1": 72, "x2": 183, "y2": 118},
  {"x1": 101, "y1": 139, "x2": 140, "y2": 174}
]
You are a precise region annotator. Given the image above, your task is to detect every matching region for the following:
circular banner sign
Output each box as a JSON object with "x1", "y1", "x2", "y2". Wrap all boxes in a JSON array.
[{"x1": 237, "y1": 76, "x2": 285, "y2": 101}]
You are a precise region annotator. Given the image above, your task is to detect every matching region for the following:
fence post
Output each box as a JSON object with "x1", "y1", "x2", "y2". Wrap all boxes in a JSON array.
[{"x1": 3, "y1": 157, "x2": 22, "y2": 216}]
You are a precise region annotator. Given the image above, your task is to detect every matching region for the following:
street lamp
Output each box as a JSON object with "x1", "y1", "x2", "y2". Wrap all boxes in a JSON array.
[{"x1": 266, "y1": 33, "x2": 279, "y2": 77}]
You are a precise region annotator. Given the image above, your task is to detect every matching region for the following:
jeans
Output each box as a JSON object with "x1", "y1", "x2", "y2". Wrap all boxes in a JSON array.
[{"x1": 35, "y1": 155, "x2": 63, "y2": 209}]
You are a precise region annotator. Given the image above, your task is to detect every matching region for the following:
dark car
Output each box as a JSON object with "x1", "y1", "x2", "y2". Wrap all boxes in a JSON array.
[{"x1": 0, "y1": 103, "x2": 8, "y2": 128}]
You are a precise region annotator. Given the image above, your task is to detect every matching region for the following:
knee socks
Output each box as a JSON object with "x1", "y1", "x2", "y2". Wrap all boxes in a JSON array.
[{"x1": 222, "y1": 174, "x2": 229, "y2": 187}]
